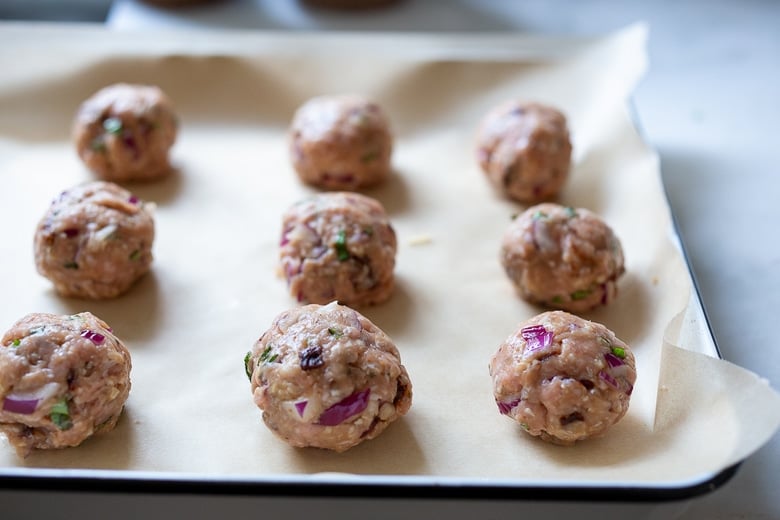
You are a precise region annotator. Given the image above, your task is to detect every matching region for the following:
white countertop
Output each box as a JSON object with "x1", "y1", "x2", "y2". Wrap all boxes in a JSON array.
[{"x1": 2, "y1": 1, "x2": 779, "y2": 518}]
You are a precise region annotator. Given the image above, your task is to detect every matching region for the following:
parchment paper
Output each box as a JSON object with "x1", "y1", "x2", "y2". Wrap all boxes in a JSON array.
[{"x1": 0, "y1": 22, "x2": 777, "y2": 486}]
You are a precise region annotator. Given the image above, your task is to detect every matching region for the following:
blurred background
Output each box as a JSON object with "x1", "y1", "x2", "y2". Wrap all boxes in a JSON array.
[
  {"x1": 1, "y1": 0, "x2": 110, "y2": 21},
  {"x1": 1, "y1": 2, "x2": 778, "y2": 519}
]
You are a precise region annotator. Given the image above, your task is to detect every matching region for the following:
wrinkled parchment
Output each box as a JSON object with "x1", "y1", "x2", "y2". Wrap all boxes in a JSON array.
[{"x1": 0, "y1": 22, "x2": 777, "y2": 486}]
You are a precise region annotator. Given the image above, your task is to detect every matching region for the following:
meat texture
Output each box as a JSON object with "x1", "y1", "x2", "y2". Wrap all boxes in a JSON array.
[
  {"x1": 476, "y1": 101, "x2": 572, "y2": 202},
  {"x1": 34, "y1": 181, "x2": 155, "y2": 299},
  {"x1": 73, "y1": 83, "x2": 178, "y2": 182},
  {"x1": 246, "y1": 302, "x2": 412, "y2": 452},
  {"x1": 0, "y1": 312, "x2": 131, "y2": 456},
  {"x1": 289, "y1": 95, "x2": 393, "y2": 190},
  {"x1": 489, "y1": 311, "x2": 636, "y2": 445},
  {"x1": 280, "y1": 192, "x2": 396, "y2": 306},
  {"x1": 501, "y1": 203, "x2": 624, "y2": 312}
]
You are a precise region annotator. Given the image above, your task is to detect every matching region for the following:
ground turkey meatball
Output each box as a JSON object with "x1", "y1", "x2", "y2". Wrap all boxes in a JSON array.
[
  {"x1": 489, "y1": 311, "x2": 635, "y2": 445},
  {"x1": 501, "y1": 203, "x2": 624, "y2": 313},
  {"x1": 73, "y1": 83, "x2": 178, "y2": 182},
  {"x1": 289, "y1": 95, "x2": 393, "y2": 190},
  {"x1": 0, "y1": 312, "x2": 131, "y2": 456},
  {"x1": 246, "y1": 302, "x2": 412, "y2": 452},
  {"x1": 280, "y1": 192, "x2": 396, "y2": 306},
  {"x1": 34, "y1": 181, "x2": 155, "y2": 300},
  {"x1": 476, "y1": 101, "x2": 572, "y2": 202}
]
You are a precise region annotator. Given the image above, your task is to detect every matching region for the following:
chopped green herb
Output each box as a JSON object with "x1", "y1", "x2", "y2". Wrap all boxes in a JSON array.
[
  {"x1": 50, "y1": 399, "x2": 68, "y2": 415},
  {"x1": 363, "y1": 226, "x2": 374, "y2": 236},
  {"x1": 328, "y1": 327, "x2": 343, "y2": 338},
  {"x1": 103, "y1": 117, "x2": 123, "y2": 135},
  {"x1": 510, "y1": 213, "x2": 519, "y2": 220},
  {"x1": 520, "y1": 423, "x2": 530, "y2": 431},
  {"x1": 259, "y1": 345, "x2": 272, "y2": 362},
  {"x1": 570, "y1": 289, "x2": 592, "y2": 301},
  {"x1": 551, "y1": 295, "x2": 563, "y2": 304},
  {"x1": 128, "y1": 249, "x2": 141, "y2": 261},
  {"x1": 63, "y1": 261, "x2": 79, "y2": 269},
  {"x1": 334, "y1": 230, "x2": 350, "y2": 261},
  {"x1": 244, "y1": 352, "x2": 253, "y2": 381},
  {"x1": 564, "y1": 206, "x2": 577, "y2": 218},
  {"x1": 532, "y1": 210, "x2": 548, "y2": 220},
  {"x1": 11, "y1": 338, "x2": 20, "y2": 347},
  {"x1": 611, "y1": 346, "x2": 626, "y2": 359},
  {"x1": 90, "y1": 137, "x2": 106, "y2": 152},
  {"x1": 50, "y1": 398, "x2": 72, "y2": 431},
  {"x1": 259, "y1": 345, "x2": 278, "y2": 364},
  {"x1": 360, "y1": 150, "x2": 379, "y2": 163}
]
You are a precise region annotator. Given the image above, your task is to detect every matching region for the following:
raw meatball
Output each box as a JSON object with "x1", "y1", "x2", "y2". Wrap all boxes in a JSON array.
[
  {"x1": 489, "y1": 311, "x2": 635, "y2": 445},
  {"x1": 501, "y1": 203, "x2": 624, "y2": 312},
  {"x1": 34, "y1": 181, "x2": 155, "y2": 300},
  {"x1": 73, "y1": 83, "x2": 178, "y2": 182},
  {"x1": 476, "y1": 101, "x2": 572, "y2": 202},
  {"x1": 245, "y1": 302, "x2": 412, "y2": 452},
  {"x1": 0, "y1": 312, "x2": 131, "y2": 456},
  {"x1": 280, "y1": 192, "x2": 396, "y2": 306},
  {"x1": 289, "y1": 95, "x2": 393, "y2": 190}
]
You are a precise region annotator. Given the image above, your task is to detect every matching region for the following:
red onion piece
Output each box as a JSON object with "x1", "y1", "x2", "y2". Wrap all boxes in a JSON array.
[
  {"x1": 279, "y1": 226, "x2": 292, "y2": 247},
  {"x1": 349, "y1": 310, "x2": 363, "y2": 332},
  {"x1": 302, "y1": 222, "x2": 319, "y2": 237},
  {"x1": 497, "y1": 398, "x2": 520, "y2": 416},
  {"x1": 604, "y1": 353, "x2": 624, "y2": 368},
  {"x1": 294, "y1": 400, "x2": 308, "y2": 418},
  {"x1": 128, "y1": 195, "x2": 139, "y2": 205},
  {"x1": 599, "y1": 370, "x2": 619, "y2": 389},
  {"x1": 284, "y1": 262, "x2": 302, "y2": 283},
  {"x1": 80, "y1": 330, "x2": 105, "y2": 345},
  {"x1": 63, "y1": 228, "x2": 79, "y2": 238},
  {"x1": 2, "y1": 396, "x2": 40, "y2": 414},
  {"x1": 521, "y1": 325, "x2": 553, "y2": 355},
  {"x1": 316, "y1": 388, "x2": 370, "y2": 426},
  {"x1": 122, "y1": 134, "x2": 140, "y2": 159},
  {"x1": 611, "y1": 364, "x2": 631, "y2": 378},
  {"x1": 531, "y1": 219, "x2": 557, "y2": 252},
  {"x1": 310, "y1": 245, "x2": 328, "y2": 259}
]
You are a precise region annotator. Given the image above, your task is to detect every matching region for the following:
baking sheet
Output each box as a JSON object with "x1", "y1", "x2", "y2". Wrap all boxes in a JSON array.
[{"x1": 0, "y1": 22, "x2": 777, "y2": 488}]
